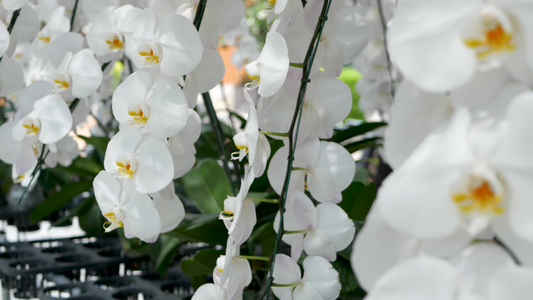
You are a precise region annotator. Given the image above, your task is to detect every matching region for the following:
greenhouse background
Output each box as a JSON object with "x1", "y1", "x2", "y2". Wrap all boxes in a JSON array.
[{"x1": 1, "y1": 0, "x2": 532, "y2": 299}]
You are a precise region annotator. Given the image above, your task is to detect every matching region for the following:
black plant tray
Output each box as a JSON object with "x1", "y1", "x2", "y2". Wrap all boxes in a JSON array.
[
  {"x1": 0, "y1": 236, "x2": 150, "y2": 299},
  {"x1": 38, "y1": 268, "x2": 193, "y2": 300}
]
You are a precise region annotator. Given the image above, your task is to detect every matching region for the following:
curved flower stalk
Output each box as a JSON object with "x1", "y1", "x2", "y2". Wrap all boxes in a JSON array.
[
  {"x1": 272, "y1": 254, "x2": 341, "y2": 300},
  {"x1": 389, "y1": 0, "x2": 533, "y2": 92},
  {"x1": 93, "y1": 171, "x2": 161, "y2": 243},
  {"x1": 274, "y1": 190, "x2": 355, "y2": 261}
]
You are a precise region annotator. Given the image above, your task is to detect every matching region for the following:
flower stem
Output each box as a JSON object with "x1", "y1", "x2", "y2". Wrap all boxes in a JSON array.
[
  {"x1": 271, "y1": 283, "x2": 296, "y2": 288},
  {"x1": 202, "y1": 92, "x2": 239, "y2": 195},
  {"x1": 0, "y1": 8, "x2": 21, "y2": 63},
  {"x1": 264, "y1": 1, "x2": 332, "y2": 299},
  {"x1": 289, "y1": 62, "x2": 305, "y2": 68},
  {"x1": 284, "y1": 230, "x2": 307, "y2": 234},
  {"x1": 377, "y1": 0, "x2": 395, "y2": 98},
  {"x1": 239, "y1": 255, "x2": 271, "y2": 262},
  {"x1": 249, "y1": 198, "x2": 279, "y2": 204},
  {"x1": 259, "y1": 131, "x2": 290, "y2": 137},
  {"x1": 70, "y1": 0, "x2": 79, "y2": 31}
]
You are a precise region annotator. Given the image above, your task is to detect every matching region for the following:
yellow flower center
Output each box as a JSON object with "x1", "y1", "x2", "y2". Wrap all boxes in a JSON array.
[
  {"x1": 139, "y1": 48, "x2": 160, "y2": 65},
  {"x1": 53, "y1": 79, "x2": 70, "y2": 91},
  {"x1": 128, "y1": 105, "x2": 149, "y2": 126},
  {"x1": 463, "y1": 9, "x2": 515, "y2": 59},
  {"x1": 38, "y1": 36, "x2": 51, "y2": 44},
  {"x1": 23, "y1": 123, "x2": 40, "y2": 136},
  {"x1": 452, "y1": 179, "x2": 504, "y2": 215},
  {"x1": 116, "y1": 161, "x2": 135, "y2": 178},
  {"x1": 106, "y1": 34, "x2": 123, "y2": 51},
  {"x1": 103, "y1": 212, "x2": 123, "y2": 232}
]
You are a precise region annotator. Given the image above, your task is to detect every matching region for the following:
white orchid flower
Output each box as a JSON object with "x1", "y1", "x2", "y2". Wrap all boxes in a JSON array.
[
  {"x1": 377, "y1": 92, "x2": 533, "y2": 244},
  {"x1": 2, "y1": 0, "x2": 28, "y2": 10},
  {"x1": 168, "y1": 109, "x2": 201, "y2": 179},
  {"x1": 304, "y1": 0, "x2": 370, "y2": 76},
  {"x1": 112, "y1": 70, "x2": 188, "y2": 138},
  {"x1": 44, "y1": 135, "x2": 79, "y2": 168},
  {"x1": 219, "y1": 165, "x2": 256, "y2": 246},
  {"x1": 127, "y1": 8, "x2": 203, "y2": 77},
  {"x1": 87, "y1": 5, "x2": 143, "y2": 61},
  {"x1": 103, "y1": 127, "x2": 174, "y2": 194},
  {"x1": 32, "y1": 6, "x2": 69, "y2": 50},
  {"x1": 149, "y1": 182, "x2": 185, "y2": 233},
  {"x1": 232, "y1": 89, "x2": 270, "y2": 177},
  {"x1": 47, "y1": 49, "x2": 103, "y2": 99},
  {"x1": 274, "y1": 190, "x2": 355, "y2": 261},
  {"x1": 245, "y1": 31, "x2": 289, "y2": 98},
  {"x1": 0, "y1": 93, "x2": 72, "y2": 175},
  {"x1": 268, "y1": 138, "x2": 355, "y2": 203},
  {"x1": 172, "y1": 0, "x2": 245, "y2": 50},
  {"x1": 0, "y1": 56, "x2": 25, "y2": 97},
  {"x1": 389, "y1": 0, "x2": 533, "y2": 92},
  {"x1": 93, "y1": 171, "x2": 161, "y2": 243},
  {"x1": 257, "y1": 71, "x2": 352, "y2": 141},
  {"x1": 216, "y1": 237, "x2": 252, "y2": 300},
  {"x1": 365, "y1": 243, "x2": 533, "y2": 300},
  {"x1": 272, "y1": 254, "x2": 341, "y2": 300}
]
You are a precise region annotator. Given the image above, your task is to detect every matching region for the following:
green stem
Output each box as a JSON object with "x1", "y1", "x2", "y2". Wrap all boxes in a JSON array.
[
  {"x1": 292, "y1": 167, "x2": 306, "y2": 171},
  {"x1": 193, "y1": 0, "x2": 208, "y2": 30},
  {"x1": 289, "y1": 62, "x2": 305, "y2": 68},
  {"x1": 70, "y1": 0, "x2": 79, "y2": 31},
  {"x1": 272, "y1": 283, "x2": 296, "y2": 288},
  {"x1": 377, "y1": 0, "x2": 395, "y2": 98},
  {"x1": 239, "y1": 255, "x2": 270, "y2": 262},
  {"x1": 260, "y1": 131, "x2": 290, "y2": 137},
  {"x1": 18, "y1": 145, "x2": 49, "y2": 204},
  {"x1": 249, "y1": 198, "x2": 279, "y2": 204},
  {"x1": 265, "y1": 1, "x2": 332, "y2": 299},
  {"x1": 0, "y1": 8, "x2": 21, "y2": 63},
  {"x1": 202, "y1": 92, "x2": 238, "y2": 195},
  {"x1": 284, "y1": 230, "x2": 307, "y2": 234}
]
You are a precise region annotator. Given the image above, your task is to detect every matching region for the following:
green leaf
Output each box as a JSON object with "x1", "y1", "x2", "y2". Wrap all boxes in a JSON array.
[
  {"x1": 181, "y1": 248, "x2": 223, "y2": 276},
  {"x1": 78, "y1": 135, "x2": 110, "y2": 154},
  {"x1": 182, "y1": 158, "x2": 233, "y2": 214},
  {"x1": 228, "y1": 110, "x2": 247, "y2": 129},
  {"x1": 339, "y1": 182, "x2": 376, "y2": 222},
  {"x1": 51, "y1": 196, "x2": 93, "y2": 227},
  {"x1": 154, "y1": 236, "x2": 182, "y2": 274},
  {"x1": 165, "y1": 213, "x2": 228, "y2": 245},
  {"x1": 332, "y1": 257, "x2": 359, "y2": 293},
  {"x1": 30, "y1": 180, "x2": 92, "y2": 223},
  {"x1": 330, "y1": 122, "x2": 387, "y2": 144},
  {"x1": 78, "y1": 199, "x2": 107, "y2": 236},
  {"x1": 344, "y1": 137, "x2": 382, "y2": 153},
  {"x1": 54, "y1": 157, "x2": 103, "y2": 177}
]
